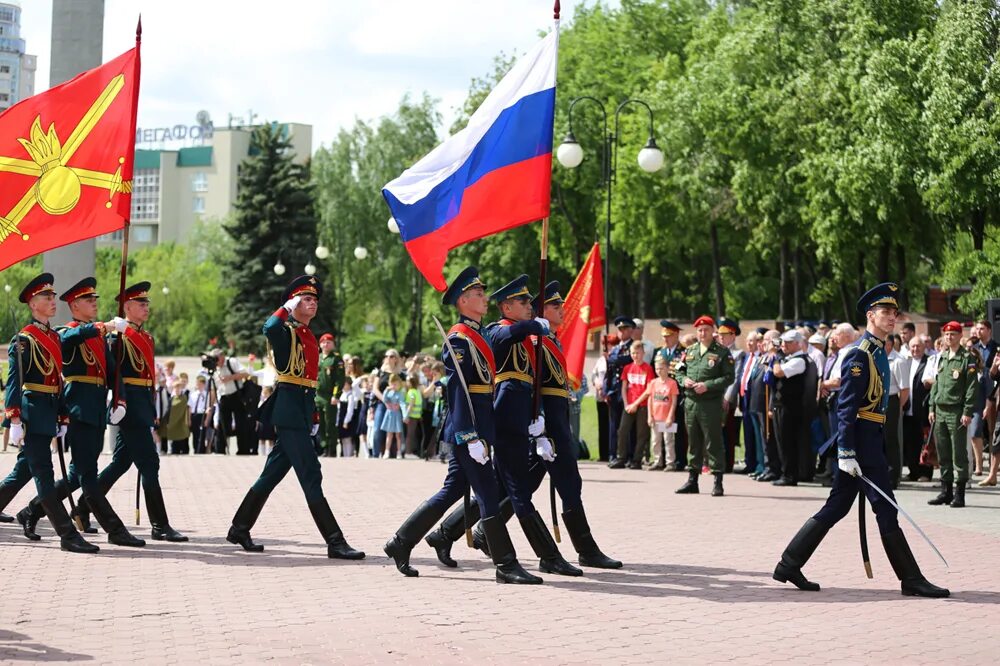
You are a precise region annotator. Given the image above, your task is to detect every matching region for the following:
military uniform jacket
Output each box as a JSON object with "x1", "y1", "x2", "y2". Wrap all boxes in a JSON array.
[
  {"x1": 316, "y1": 351, "x2": 344, "y2": 406},
  {"x1": 442, "y1": 315, "x2": 496, "y2": 446},
  {"x1": 604, "y1": 339, "x2": 633, "y2": 399},
  {"x1": 61, "y1": 320, "x2": 113, "y2": 428},
  {"x1": 260, "y1": 307, "x2": 319, "y2": 430},
  {"x1": 110, "y1": 323, "x2": 156, "y2": 428},
  {"x1": 4, "y1": 320, "x2": 65, "y2": 436},
  {"x1": 835, "y1": 332, "x2": 889, "y2": 461},
  {"x1": 539, "y1": 332, "x2": 572, "y2": 441},
  {"x1": 487, "y1": 317, "x2": 546, "y2": 435},
  {"x1": 929, "y1": 346, "x2": 978, "y2": 416},
  {"x1": 675, "y1": 340, "x2": 735, "y2": 404}
]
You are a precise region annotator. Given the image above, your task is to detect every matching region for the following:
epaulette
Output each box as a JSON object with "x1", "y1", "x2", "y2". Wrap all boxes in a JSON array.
[{"x1": 859, "y1": 339, "x2": 873, "y2": 353}]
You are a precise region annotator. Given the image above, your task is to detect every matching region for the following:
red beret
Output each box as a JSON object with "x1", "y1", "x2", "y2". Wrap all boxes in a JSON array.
[
  {"x1": 942, "y1": 321, "x2": 962, "y2": 333},
  {"x1": 693, "y1": 315, "x2": 715, "y2": 328},
  {"x1": 319, "y1": 333, "x2": 335, "y2": 343}
]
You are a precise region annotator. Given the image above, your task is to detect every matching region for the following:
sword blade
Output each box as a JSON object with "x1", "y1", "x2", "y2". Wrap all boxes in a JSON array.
[{"x1": 859, "y1": 473, "x2": 949, "y2": 570}]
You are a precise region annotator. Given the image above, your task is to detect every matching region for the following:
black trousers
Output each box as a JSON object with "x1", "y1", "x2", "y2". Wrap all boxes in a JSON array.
[
  {"x1": 220, "y1": 393, "x2": 255, "y2": 455},
  {"x1": 190, "y1": 413, "x2": 206, "y2": 454},
  {"x1": 596, "y1": 400, "x2": 609, "y2": 462},
  {"x1": 773, "y1": 407, "x2": 801, "y2": 481},
  {"x1": 902, "y1": 412, "x2": 932, "y2": 478}
]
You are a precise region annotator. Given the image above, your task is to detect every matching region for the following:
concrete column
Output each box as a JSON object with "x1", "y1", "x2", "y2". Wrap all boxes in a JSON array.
[{"x1": 42, "y1": 0, "x2": 105, "y2": 318}]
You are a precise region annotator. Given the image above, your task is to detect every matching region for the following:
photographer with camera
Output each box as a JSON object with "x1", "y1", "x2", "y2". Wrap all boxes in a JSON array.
[{"x1": 211, "y1": 349, "x2": 256, "y2": 455}]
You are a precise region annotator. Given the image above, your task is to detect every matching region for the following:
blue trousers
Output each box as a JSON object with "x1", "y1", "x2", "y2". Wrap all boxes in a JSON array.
[
  {"x1": 97, "y1": 424, "x2": 161, "y2": 492},
  {"x1": 427, "y1": 442, "x2": 501, "y2": 518},
  {"x1": 252, "y1": 427, "x2": 325, "y2": 503},
  {"x1": 741, "y1": 394, "x2": 760, "y2": 473},
  {"x1": 492, "y1": 427, "x2": 540, "y2": 519},
  {"x1": 607, "y1": 395, "x2": 623, "y2": 461},
  {"x1": 66, "y1": 421, "x2": 104, "y2": 493},
  {"x1": 813, "y1": 422, "x2": 899, "y2": 535}
]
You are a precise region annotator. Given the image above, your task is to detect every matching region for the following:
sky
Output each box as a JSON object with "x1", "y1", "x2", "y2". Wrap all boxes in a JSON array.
[{"x1": 17, "y1": 0, "x2": 599, "y2": 152}]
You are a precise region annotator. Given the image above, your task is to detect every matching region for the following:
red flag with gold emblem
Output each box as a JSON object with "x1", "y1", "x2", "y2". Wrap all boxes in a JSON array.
[
  {"x1": 0, "y1": 42, "x2": 140, "y2": 271},
  {"x1": 556, "y1": 242, "x2": 605, "y2": 390}
]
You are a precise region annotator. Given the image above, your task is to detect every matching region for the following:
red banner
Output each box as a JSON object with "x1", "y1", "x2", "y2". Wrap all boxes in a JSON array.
[
  {"x1": 0, "y1": 44, "x2": 140, "y2": 271},
  {"x1": 556, "y1": 243, "x2": 606, "y2": 390}
]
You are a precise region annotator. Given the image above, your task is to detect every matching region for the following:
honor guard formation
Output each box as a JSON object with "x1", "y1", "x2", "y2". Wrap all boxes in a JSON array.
[{"x1": 0, "y1": 269, "x2": 956, "y2": 599}]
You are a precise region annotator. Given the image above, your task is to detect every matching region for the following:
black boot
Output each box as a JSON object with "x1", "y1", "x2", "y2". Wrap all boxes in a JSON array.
[
  {"x1": 927, "y1": 481, "x2": 953, "y2": 506},
  {"x1": 471, "y1": 498, "x2": 515, "y2": 558},
  {"x1": 950, "y1": 481, "x2": 966, "y2": 508},
  {"x1": 425, "y1": 500, "x2": 483, "y2": 568},
  {"x1": 519, "y1": 510, "x2": 582, "y2": 577},
  {"x1": 384, "y1": 501, "x2": 447, "y2": 577},
  {"x1": 773, "y1": 518, "x2": 829, "y2": 591},
  {"x1": 0, "y1": 480, "x2": 19, "y2": 522},
  {"x1": 15, "y1": 503, "x2": 42, "y2": 541},
  {"x1": 308, "y1": 498, "x2": 365, "y2": 559},
  {"x1": 675, "y1": 470, "x2": 700, "y2": 494},
  {"x1": 881, "y1": 528, "x2": 950, "y2": 598},
  {"x1": 144, "y1": 485, "x2": 188, "y2": 542},
  {"x1": 561, "y1": 507, "x2": 622, "y2": 569},
  {"x1": 39, "y1": 493, "x2": 99, "y2": 553},
  {"x1": 711, "y1": 473, "x2": 724, "y2": 497},
  {"x1": 86, "y1": 491, "x2": 145, "y2": 547},
  {"x1": 0, "y1": 511, "x2": 11, "y2": 523},
  {"x1": 479, "y1": 515, "x2": 542, "y2": 584},
  {"x1": 226, "y1": 488, "x2": 268, "y2": 552}
]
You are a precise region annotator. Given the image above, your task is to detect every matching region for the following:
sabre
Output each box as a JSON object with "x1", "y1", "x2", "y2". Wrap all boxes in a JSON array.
[
  {"x1": 857, "y1": 488, "x2": 872, "y2": 579},
  {"x1": 859, "y1": 473, "x2": 949, "y2": 570},
  {"x1": 432, "y1": 315, "x2": 484, "y2": 549}
]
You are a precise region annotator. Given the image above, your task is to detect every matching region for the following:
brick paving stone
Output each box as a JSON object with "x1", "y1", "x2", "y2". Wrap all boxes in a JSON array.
[{"x1": 1, "y1": 451, "x2": 998, "y2": 665}]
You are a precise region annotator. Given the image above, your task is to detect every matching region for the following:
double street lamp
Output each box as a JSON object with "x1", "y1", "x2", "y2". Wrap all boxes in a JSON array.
[{"x1": 556, "y1": 97, "x2": 664, "y2": 334}]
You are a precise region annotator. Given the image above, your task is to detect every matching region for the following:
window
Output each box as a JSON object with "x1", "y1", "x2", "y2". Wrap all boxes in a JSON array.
[
  {"x1": 133, "y1": 226, "x2": 154, "y2": 243},
  {"x1": 0, "y1": 8, "x2": 14, "y2": 22},
  {"x1": 192, "y1": 196, "x2": 205, "y2": 214},
  {"x1": 0, "y1": 93, "x2": 8, "y2": 102},
  {"x1": 0, "y1": 65, "x2": 9, "y2": 74},
  {"x1": 191, "y1": 172, "x2": 208, "y2": 192}
]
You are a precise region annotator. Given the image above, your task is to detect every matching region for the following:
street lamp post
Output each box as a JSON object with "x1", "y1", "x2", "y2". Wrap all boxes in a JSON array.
[{"x1": 556, "y1": 97, "x2": 664, "y2": 336}]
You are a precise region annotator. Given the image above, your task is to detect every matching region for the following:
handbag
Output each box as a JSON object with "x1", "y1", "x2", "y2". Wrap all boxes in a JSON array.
[{"x1": 919, "y1": 428, "x2": 939, "y2": 468}]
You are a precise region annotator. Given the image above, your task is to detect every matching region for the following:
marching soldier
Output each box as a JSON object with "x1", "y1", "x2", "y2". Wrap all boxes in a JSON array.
[
  {"x1": 226, "y1": 275, "x2": 364, "y2": 560},
  {"x1": 773, "y1": 283, "x2": 948, "y2": 597},
  {"x1": 674, "y1": 316, "x2": 736, "y2": 497},
  {"x1": 384, "y1": 266, "x2": 540, "y2": 583},
  {"x1": 13, "y1": 278, "x2": 144, "y2": 547},
  {"x1": 3, "y1": 273, "x2": 97, "y2": 553},
  {"x1": 316, "y1": 333, "x2": 344, "y2": 455},
  {"x1": 927, "y1": 320, "x2": 978, "y2": 508},
  {"x1": 91, "y1": 281, "x2": 188, "y2": 542}
]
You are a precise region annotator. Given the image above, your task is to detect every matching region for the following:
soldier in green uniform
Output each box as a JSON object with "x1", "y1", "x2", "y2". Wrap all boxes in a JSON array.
[
  {"x1": 675, "y1": 315, "x2": 736, "y2": 497},
  {"x1": 927, "y1": 320, "x2": 978, "y2": 508},
  {"x1": 4, "y1": 273, "x2": 98, "y2": 553},
  {"x1": 316, "y1": 333, "x2": 344, "y2": 455}
]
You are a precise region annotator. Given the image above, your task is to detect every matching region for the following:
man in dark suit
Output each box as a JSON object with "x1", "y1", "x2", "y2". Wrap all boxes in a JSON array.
[{"x1": 903, "y1": 337, "x2": 933, "y2": 480}]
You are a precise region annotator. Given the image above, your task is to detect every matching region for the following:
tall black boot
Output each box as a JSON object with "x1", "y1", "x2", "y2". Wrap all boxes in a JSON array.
[
  {"x1": 384, "y1": 501, "x2": 447, "y2": 577},
  {"x1": 470, "y1": 498, "x2": 515, "y2": 558},
  {"x1": 479, "y1": 515, "x2": 542, "y2": 584},
  {"x1": 15, "y1": 502, "x2": 42, "y2": 541},
  {"x1": 86, "y1": 491, "x2": 145, "y2": 547},
  {"x1": 308, "y1": 498, "x2": 365, "y2": 559},
  {"x1": 711, "y1": 472, "x2": 724, "y2": 497},
  {"x1": 881, "y1": 528, "x2": 950, "y2": 597},
  {"x1": 950, "y1": 481, "x2": 966, "y2": 508},
  {"x1": 773, "y1": 518, "x2": 829, "y2": 591},
  {"x1": 561, "y1": 507, "x2": 622, "y2": 569},
  {"x1": 144, "y1": 485, "x2": 188, "y2": 542},
  {"x1": 39, "y1": 492, "x2": 99, "y2": 553},
  {"x1": 0, "y1": 480, "x2": 17, "y2": 522},
  {"x1": 675, "y1": 469, "x2": 699, "y2": 494},
  {"x1": 226, "y1": 488, "x2": 268, "y2": 552},
  {"x1": 519, "y1": 510, "x2": 582, "y2": 577},
  {"x1": 927, "y1": 481, "x2": 953, "y2": 505},
  {"x1": 425, "y1": 500, "x2": 482, "y2": 568}
]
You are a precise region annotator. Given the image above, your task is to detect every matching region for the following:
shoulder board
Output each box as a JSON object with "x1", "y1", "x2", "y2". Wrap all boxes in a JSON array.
[{"x1": 859, "y1": 339, "x2": 873, "y2": 352}]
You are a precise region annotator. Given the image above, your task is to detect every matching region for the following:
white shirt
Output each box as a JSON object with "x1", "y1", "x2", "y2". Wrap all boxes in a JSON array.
[
  {"x1": 806, "y1": 345, "x2": 825, "y2": 375},
  {"x1": 922, "y1": 354, "x2": 940, "y2": 385},
  {"x1": 217, "y1": 356, "x2": 246, "y2": 396},
  {"x1": 639, "y1": 339, "x2": 655, "y2": 364},
  {"x1": 779, "y1": 353, "x2": 807, "y2": 378},
  {"x1": 591, "y1": 356, "x2": 607, "y2": 401},
  {"x1": 887, "y1": 350, "x2": 910, "y2": 396},
  {"x1": 188, "y1": 388, "x2": 209, "y2": 415},
  {"x1": 829, "y1": 341, "x2": 859, "y2": 382}
]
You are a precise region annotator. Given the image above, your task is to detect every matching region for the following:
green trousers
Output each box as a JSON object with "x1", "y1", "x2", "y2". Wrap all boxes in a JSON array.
[
  {"x1": 685, "y1": 399, "x2": 724, "y2": 474},
  {"x1": 933, "y1": 406, "x2": 968, "y2": 484}
]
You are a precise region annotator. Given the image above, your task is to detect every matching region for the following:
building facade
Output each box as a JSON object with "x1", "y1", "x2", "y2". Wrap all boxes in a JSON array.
[
  {"x1": 99, "y1": 122, "x2": 313, "y2": 247},
  {"x1": 0, "y1": 1, "x2": 37, "y2": 113}
]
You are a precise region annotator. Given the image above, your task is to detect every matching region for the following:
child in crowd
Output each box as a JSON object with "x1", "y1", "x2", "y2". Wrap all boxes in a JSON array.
[
  {"x1": 337, "y1": 378, "x2": 358, "y2": 457},
  {"x1": 164, "y1": 379, "x2": 192, "y2": 455},
  {"x1": 257, "y1": 385, "x2": 276, "y2": 455},
  {"x1": 360, "y1": 376, "x2": 373, "y2": 458},
  {"x1": 189, "y1": 375, "x2": 211, "y2": 453},
  {"x1": 612, "y1": 341, "x2": 655, "y2": 469},
  {"x1": 380, "y1": 373, "x2": 405, "y2": 458},
  {"x1": 403, "y1": 375, "x2": 423, "y2": 457},
  {"x1": 644, "y1": 356, "x2": 679, "y2": 470}
]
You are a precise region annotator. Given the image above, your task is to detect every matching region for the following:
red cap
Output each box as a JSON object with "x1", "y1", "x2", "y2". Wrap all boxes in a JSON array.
[
  {"x1": 319, "y1": 333, "x2": 335, "y2": 343},
  {"x1": 942, "y1": 321, "x2": 962, "y2": 333},
  {"x1": 693, "y1": 315, "x2": 715, "y2": 328}
]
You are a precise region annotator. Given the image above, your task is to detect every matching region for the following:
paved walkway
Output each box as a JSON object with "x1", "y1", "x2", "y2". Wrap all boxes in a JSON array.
[{"x1": 1, "y1": 451, "x2": 997, "y2": 665}]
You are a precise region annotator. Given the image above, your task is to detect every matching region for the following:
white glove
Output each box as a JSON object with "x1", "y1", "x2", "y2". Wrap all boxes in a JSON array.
[
  {"x1": 311, "y1": 424, "x2": 319, "y2": 436},
  {"x1": 112, "y1": 317, "x2": 127, "y2": 333},
  {"x1": 533, "y1": 317, "x2": 551, "y2": 334},
  {"x1": 468, "y1": 439, "x2": 490, "y2": 465},
  {"x1": 838, "y1": 458, "x2": 862, "y2": 478},
  {"x1": 283, "y1": 295, "x2": 302, "y2": 313},
  {"x1": 535, "y1": 436, "x2": 556, "y2": 462},
  {"x1": 528, "y1": 415, "x2": 546, "y2": 437},
  {"x1": 8, "y1": 422, "x2": 23, "y2": 444},
  {"x1": 109, "y1": 404, "x2": 126, "y2": 425},
  {"x1": 57, "y1": 424, "x2": 67, "y2": 438}
]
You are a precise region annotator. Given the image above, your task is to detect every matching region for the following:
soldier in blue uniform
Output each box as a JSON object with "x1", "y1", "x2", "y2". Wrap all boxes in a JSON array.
[
  {"x1": 13, "y1": 278, "x2": 144, "y2": 547},
  {"x1": 773, "y1": 283, "x2": 949, "y2": 597},
  {"x1": 226, "y1": 275, "x2": 364, "y2": 560},
  {"x1": 91, "y1": 282, "x2": 188, "y2": 542},
  {"x1": 605, "y1": 316, "x2": 635, "y2": 464},
  {"x1": 3, "y1": 274, "x2": 97, "y2": 553},
  {"x1": 383, "y1": 266, "x2": 540, "y2": 583}
]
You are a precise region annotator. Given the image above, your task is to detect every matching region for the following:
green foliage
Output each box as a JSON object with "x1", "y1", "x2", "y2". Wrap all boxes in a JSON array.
[{"x1": 340, "y1": 332, "x2": 398, "y2": 371}]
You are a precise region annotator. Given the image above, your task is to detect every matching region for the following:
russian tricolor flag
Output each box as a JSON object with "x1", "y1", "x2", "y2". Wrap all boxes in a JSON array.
[{"x1": 382, "y1": 29, "x2": 558, "y2": 291}]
